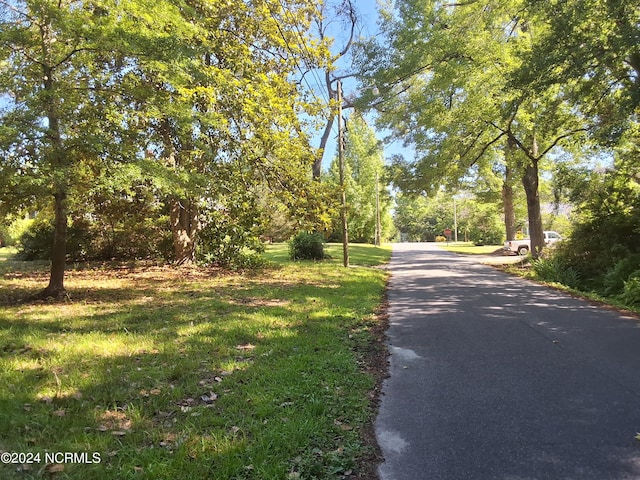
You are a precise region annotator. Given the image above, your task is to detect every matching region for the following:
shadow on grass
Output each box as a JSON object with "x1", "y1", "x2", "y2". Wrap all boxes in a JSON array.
[
  {"x1": 0, "y1": 260, "x2": 388, "y2": 479},
  {"x1": 0, "y1": 244, "x2": 391, "y2": 478}
]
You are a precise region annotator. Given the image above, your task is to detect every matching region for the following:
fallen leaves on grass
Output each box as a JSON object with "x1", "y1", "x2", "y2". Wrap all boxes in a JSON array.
[
  {"x1": 200, "y1": 392, "x2": 218, "y2": 403},
  {"x1": 97, "y1": 409, "x2": 132, "y2": 435},
  {"x1": 44, "y1": 463, "x2": 65, "y2": 474}
]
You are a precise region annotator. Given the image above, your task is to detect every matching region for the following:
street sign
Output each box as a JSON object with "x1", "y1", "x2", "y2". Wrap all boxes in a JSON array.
[{"x1": 444, "y1": 228, "x2": 452, "y2": 238}]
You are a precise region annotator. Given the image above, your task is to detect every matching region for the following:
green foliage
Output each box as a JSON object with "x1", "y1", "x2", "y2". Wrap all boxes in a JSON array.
[
  {"x1": 358, "y1": 0, "x2": 597, "y2": 255},
  {"x1": 603, "y1": 255, "x2": 640, "y2": 296},
  {"x1": 622, "y1": 275, "x2": 640, "y2": 306},
  {"x1": 16, "y1": 186, "x2": 173, "y2": 261},
  {"x1": 393, "y1": 190, "x2": 505, "y2": 244},
  {"x1": 16, "y1": 219, "x2": 95, "y2": 262},
  {"x1": 15, "y1": 221, "x2": 54, "y2": 261},
  {"x1": 288, "y1": 232, "x2": 326, "y2": 261},
  {"x1": 0, "y1": 217, "x2": 33, "y2": 247},
  {"x1": 327, "y1": 115, "x2": 392, "y2": 243},
  {"x1": 0, "y1": 0, "x2": 329, "y2": 288},
  {"x1": 465, "y1": 203, "x2": 504, "y2": 246},
  {"x1": 77, "y1": 183, "x2": 173, "y2": 260},
  {"x1": 196, "y1": 185, "x2": 270, "y2": 269},
  {"x1": 532, "y1": 255, "x2": 582, "y2": 289},
  {"x1": 516, "y1": 0, "x2": 639, "y2": 145},
  {"x1": 393, "y1": 191, "x2": 448, "y2": 242},
  {"x1": 506, "y1": 119, "x2": 639, "y2": 296},
  {"x1": 551, "y1": 144, "x2": 640, "y2": 292}
]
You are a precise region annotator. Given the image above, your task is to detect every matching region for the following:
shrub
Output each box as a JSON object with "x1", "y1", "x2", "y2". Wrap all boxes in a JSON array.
[
  {"x1": 201, "y1": 250, "x2": 269, "y2": 271},
  {"x1": 467, "y1": 222, "x2": 503, "y2": 246},
  {"x1": 288, "y1": 232, "x2": 325, "y2": 260},
  {"x1": 603, "y1": 255, "x2": 640, "y2": 295},
  {"x1": 622, "y1": 273, "x2": 640, "y2": 305},
  {"x1": 16, "y1": 221, "x2": 54, "y2": 260},
  {"x1": 532, "y1": 255, "x2": 581, "y2": 289},
  {"x1": 16, "y1": 214, "x2": 172, "y2": 262},
  {"x1": 198, "y1": 201, "x2": 267, "y2": 268}
]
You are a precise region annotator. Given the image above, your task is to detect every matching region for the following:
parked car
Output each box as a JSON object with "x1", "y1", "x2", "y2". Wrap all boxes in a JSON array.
[{"x1": 504, "y1": 231, "x2": 563, "y2": 255}]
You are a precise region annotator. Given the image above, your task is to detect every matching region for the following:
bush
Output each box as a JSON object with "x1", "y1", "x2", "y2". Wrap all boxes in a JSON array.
[
  {"x1": 466, "y1": 210, "x2": 503, "y2": 246},
  {"x1": 16, "y1": 219, "x2": 94, "y2": 261},
  {"x1": 289, "y1": 232, "x2": 325, "y2": 260},
  {"x1": 197, "y1": 201, "x2": 267, "y2": 268},
  {"x1": 16, "y1": 221, "x2": 54, "y2": 260},
  {"x1": 16, "y1": 213, "x2": 172, "y2": 262},
  {"x1": 532, "y1": 255, "x2": 581, "y2": 289},
  {"x1": 200, "y1": 251, "x2": 269, "y2": 271},
  {"x1": 622, "y1": 273, "x2": 640, "y2": 305},
  {"x1": 603, "y1": 255, "x2": 640, "y2": 295}
]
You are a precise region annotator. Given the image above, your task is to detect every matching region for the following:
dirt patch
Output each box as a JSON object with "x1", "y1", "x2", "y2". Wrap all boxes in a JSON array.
[{"x1": 226, "y1": 297, "x2": 291, "y2": 307}]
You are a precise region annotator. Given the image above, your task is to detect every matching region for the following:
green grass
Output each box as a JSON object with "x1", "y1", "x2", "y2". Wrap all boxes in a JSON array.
[
  {"x1": 0, "y1": 246, "x2": 17, "y2": 261},
  {"x1": 0, "y1": 244, "x2": 391, "y2": 479},
  {"x1": 499, "y1": 261, "x2": 640, "y2": 316},
  {"x1": 263, "y1": 242, "x2": 393, "y2": 267},
  {"x1": 437, "y1": 242, "x2": 503, "y2": 255}
]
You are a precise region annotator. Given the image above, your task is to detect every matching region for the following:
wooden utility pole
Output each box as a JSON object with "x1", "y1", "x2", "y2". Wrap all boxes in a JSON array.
[{"x1": 337, "y1": 80, "x2": 349, "y2": 267}]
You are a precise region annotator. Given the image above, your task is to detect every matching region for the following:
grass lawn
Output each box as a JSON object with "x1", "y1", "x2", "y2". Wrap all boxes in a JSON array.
[
  {"x1": 0, "y1": 244, "x2": 391, "y2": 479},
  {"x1": 436, "y1": 242, "x2": 504, "y2": 255}
]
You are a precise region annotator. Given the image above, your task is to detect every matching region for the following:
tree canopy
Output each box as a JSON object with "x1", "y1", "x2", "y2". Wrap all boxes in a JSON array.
[
  {"x1": 0, "y1": 0, "x2": 328, "y2": 297},
  {"x1": 356, "y1": 0, "x2": 620, "y2": 256},
  {"x1": 327, "y1": 114, "x2": 393, "y2": 243}
]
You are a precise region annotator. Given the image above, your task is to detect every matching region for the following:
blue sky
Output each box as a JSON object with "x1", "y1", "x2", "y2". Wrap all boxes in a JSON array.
[{"x1": 312, "y1": 0, "x2": 414, "y2": 172}]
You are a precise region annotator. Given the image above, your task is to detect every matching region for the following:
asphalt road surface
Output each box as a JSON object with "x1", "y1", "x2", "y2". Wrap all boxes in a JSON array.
[{"x1": 375, "y1": 242, "x2": 640, "y2": 480}]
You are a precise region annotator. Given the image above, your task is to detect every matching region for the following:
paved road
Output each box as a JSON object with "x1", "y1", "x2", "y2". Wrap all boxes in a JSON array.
[{"x1": 375, "y1": 243, "x2": 640, "y2": 480}]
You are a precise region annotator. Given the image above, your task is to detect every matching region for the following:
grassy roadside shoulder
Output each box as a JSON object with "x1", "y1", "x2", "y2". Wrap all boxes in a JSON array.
[
  {"x1": 495, "y1": 256, "x2": 640, "y2": 317},
  {"x1": 0, "y1": 243, "x2": 391, "y2": 480}
]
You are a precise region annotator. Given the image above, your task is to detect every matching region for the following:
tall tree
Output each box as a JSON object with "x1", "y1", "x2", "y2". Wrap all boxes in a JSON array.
[
  {"x1": 0, "y1": 0, "x2": 151, "y2": 297},
  {"x1": 358, "y1": 0, "x2": 589, "y2": 257},
  {"x1": 327, "y1": 114, "x2": 391, "y2": 242},
  {"x1": 129, "y1": 0, "x2": 327, "y2": 264},
  {"x1": 311, "y1": 0, "x2": 358, "y2": 180}
]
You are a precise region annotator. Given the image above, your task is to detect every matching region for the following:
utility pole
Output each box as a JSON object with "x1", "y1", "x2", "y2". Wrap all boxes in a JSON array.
[{"x1": 337, "y1": 80, "x2": 349, "y2": 267}]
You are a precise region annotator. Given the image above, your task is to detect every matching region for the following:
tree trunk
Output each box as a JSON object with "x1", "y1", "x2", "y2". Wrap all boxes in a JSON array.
[
  {"x1": 170, "y1": 198, "x2": 199, "y2": 265},
  {"x1": 40, "y1": 57, "x2": 68, "y2": 299},
  {"x1": 313, "y1": 112, "x2": 335, "y2": 180},
  {"x1": 159, "y1": 119, "x2": 200, "y2": 265},
  {"x1": 41, "y1": 191, "x2": 68, "y2": 299},
  {"x1": 521, "y1": 135, "x2": 544, "y2": 259},
  {"x1": 502, "y1": 174, "x2": 516, "y2": 242},
  {"x1": 502, "y1": 139, "x2": 517, "y2": 241}
]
